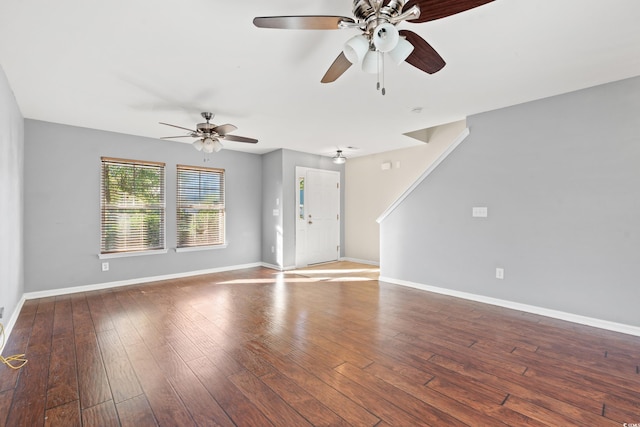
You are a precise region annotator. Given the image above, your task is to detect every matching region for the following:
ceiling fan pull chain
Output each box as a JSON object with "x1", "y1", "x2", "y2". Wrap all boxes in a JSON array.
[
  {"x1": 375, "y1": 52, "x2": 386, "y2": 96},
  {"x1": 381, "y1": 53, "x2": 386, "y2": 96},
  {"x1": 376, "y1": 51, "x2": 381, "y2": 92}
]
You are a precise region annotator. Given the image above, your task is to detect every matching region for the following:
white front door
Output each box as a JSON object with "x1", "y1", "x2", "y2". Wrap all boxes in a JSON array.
[{"x1": 295, "y1": 167, "x2": 340, "y2": 267}]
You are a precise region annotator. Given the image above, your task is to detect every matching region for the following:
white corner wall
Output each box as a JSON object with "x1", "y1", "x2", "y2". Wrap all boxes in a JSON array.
[
  {"x1": 0, "y1": 64, "x2": 24, "y2": 334},
  {"x1": 345, "y1": 120, "x2": 466, "y2": 263}
]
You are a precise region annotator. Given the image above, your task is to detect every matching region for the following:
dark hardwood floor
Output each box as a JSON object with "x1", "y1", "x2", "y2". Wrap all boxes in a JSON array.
[{"x1": 1, "y1": 263, "x2": 639, "y2": 426}]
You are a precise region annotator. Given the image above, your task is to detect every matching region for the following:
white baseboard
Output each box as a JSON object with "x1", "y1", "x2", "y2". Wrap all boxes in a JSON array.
[
  {"x1": 339, "y1": 257, "x2": 380, "y2": 266},
  {"x1": 1, "y1": 296, "x2": 26, "y2": 348},
  {"x1": 379, "y1": 276, "x2": 640, "y2": 338},
  {"x1": 261, "y1": 263, "x2": 297, "y2": 271},
  {"x1": 23, "y1": 262, "x2": 263, "y2": 301}
]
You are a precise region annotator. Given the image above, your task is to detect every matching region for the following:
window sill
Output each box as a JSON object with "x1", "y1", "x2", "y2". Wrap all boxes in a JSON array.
[
  {"x1": 175, "y1": 244, "x2": 228, "y2": 253},
  {"x1": 99, "y1": 249, "x2": 168, "y2": 259}
]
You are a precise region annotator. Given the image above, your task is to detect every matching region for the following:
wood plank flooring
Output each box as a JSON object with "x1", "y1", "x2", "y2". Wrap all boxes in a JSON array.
[{"x1": 1, "y1": 263, "x2": 639, "y2": 426}]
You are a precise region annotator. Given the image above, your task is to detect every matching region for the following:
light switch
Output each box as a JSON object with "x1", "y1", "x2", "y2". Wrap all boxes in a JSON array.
[{"x1": 472, "y1": 207, "x2": 488, "y2": 218}]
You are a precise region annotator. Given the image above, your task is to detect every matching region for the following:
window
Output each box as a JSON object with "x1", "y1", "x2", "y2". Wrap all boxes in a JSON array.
[
  {"x1": 100, "y1": 157, "x2": 165, "y2": 255},
  {"x1": 177, "y1": 165, "x2": 225, "y2": 248}
]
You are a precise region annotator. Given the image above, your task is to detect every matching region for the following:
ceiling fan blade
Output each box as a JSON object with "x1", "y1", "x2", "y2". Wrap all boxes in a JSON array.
[
  {"x1": 160, "y1": 135, "x2": 196, "y2": 139},
  {"x1": 403, "y1": 0, "x2": 494, "y2": 23},
  {"x1": 222, "y1": 134, "x2": 258, "y2": 144},
  {"x1": 253, "y1": 16, "x2": 355, "y2": 30},
  {"x1": 321, "y1": 52, "x2": 352, "y2": 83},
  {"x1": 159, "y1": 122, "x2": 198, "y2": 133},
  {"x1": 213, "y1": 124, "x2": 238, "y2": 136},
  {"x1": 399, "y1": 30, "x2": 446, "y2": 74}
]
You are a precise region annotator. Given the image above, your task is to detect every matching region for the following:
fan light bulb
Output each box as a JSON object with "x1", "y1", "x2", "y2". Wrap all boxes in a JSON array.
[
  {"x1": 388, "y1": 36, "x2": 414, "y2": 65},
  {"x1": 372, "y1": 23, "x2": 399, "y2": 53},
  {"x1": 343, "y1": 34, "x2": 369, "y2": 64}
]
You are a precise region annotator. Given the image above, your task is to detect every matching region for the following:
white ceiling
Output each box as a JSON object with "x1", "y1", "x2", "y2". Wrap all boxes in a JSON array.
[{"x1": 1, "y1": 0, "x2": 639, "y2": 158}]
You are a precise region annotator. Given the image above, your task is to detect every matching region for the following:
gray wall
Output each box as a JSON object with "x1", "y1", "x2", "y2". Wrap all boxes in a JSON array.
[
  {"x1": 380, "y1": 75, "x2": 640, "y2": 327},
  {"x1": 0, "y1": 65, "x2": 24, "y2": 324},
  {"x1": 260, "y1": 149, "x2": 345, "y2": 269},
  {"x1": 24, "y1": 120, "x2": 262, "y2": 293}
]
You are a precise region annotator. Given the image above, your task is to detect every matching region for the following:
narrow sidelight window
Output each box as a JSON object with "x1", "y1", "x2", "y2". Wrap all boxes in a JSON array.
[
  {"x1": 176, "y1": 165, "x2": 225, "y2": 248},
  {"x1": 100, "y1": 157, "x2": 166, "y2": 254}
]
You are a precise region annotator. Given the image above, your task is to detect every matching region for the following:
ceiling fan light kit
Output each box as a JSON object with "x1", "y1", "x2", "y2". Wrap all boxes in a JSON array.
[{"x1": 253, "y1": 0, "x2": 494, "y2": 93}]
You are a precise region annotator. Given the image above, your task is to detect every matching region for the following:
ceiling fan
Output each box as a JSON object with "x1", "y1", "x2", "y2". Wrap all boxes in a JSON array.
[
  {"x1": 254, "y1": 0, "x2": 494, "y2": 91},
  {"x1": 159, "y1": 112, "x2": 258, "y2": 154}
]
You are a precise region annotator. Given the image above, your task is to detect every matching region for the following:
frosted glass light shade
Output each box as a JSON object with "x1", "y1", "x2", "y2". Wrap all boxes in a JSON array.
[
  {"x1": 332, "y1": 150, "x2": 346, "y2": 164},
  {"x1": 193, "y1": 139, "x2": 204, "y2": 151},
  {"x1": 388, "y1": 37, "x2": 414, "y2": 65},
  {"x1": 362, "y1": 50, "x2": 380, "y2": 74},
  {"x1": 372, "y1": 23, "x2": 399, "y2": 53},
  {"x1": 333, "y1": 156, "x2": 346, "y2": 165},
  {"x1": 213, "y1": 139, "x2": 223, "y2": 153},
  {"x1": 343, "y1": 34, "x2": 369, "y2": 64},
  {"x1": 202, "y1": 137, "x2": 214, "y2": 153}
]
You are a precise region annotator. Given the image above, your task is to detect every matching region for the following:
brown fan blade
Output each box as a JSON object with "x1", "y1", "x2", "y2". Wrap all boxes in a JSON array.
[
  {"x1": 253, "y1": 16, "x2": 355, "y2": 30},
  {"x1": 159, "y1": 122, "x2": 198, "y2": 133},
  {"x1": 160, "y1": 135, "x2": 196, "y2": 139},
  {"x1": 321, "y1": 52, "x2": 352, "y2": 83},
  {"x1": 403, "y1": 0, "x2": 494, "y2": 23},
  {"x1": 399, "y1": 30, "x2": 446, "y2": 74},
  {"x1": 213, "y1": 124, "x2": 237, "y2": 136},
  {"x1": 222, "y1": 134, "x2": 258, "y2": 144}
]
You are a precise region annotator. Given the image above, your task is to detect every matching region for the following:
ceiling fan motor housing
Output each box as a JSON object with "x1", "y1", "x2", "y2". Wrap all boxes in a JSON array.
[
  {"x1": 197, "y1": 122, "x2": 216, "y2": 134},
  {"x1": 353, "y1": 0, "x2": 406, "y2": 33}
]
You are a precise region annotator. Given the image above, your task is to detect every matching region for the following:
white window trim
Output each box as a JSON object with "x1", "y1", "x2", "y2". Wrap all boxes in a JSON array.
[
  {"x1": 99, "y1": 248, "x2": 168, "y2": 259},
  {"x1": 175, "y1": 243, "x2": 228, "y2": 253}
]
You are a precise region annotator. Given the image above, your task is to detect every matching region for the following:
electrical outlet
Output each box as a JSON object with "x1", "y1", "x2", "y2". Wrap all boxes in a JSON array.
[
  {"x1": 271, "y1": 246, "x2": 275, "y2": 253},
  {"x1": 102, "y1": 262, "x2": 109, "y2": 272},
  {"x1": 496, "y1": 268, "x2": 504, "y2": 279}
]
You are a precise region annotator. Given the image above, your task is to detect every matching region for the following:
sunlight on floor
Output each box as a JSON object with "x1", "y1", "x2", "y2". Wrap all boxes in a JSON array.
[
  {"x1": 217, "y1": 277, "x2": 330, "y2": 285},
  {"x1": 217, "y1": 262, "x2": 380, "y2": 285}
]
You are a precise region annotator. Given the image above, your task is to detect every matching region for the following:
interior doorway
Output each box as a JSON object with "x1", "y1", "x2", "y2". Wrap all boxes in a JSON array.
[{"x1": 295, "y1": 167, "x2": 341, "y2": 267}]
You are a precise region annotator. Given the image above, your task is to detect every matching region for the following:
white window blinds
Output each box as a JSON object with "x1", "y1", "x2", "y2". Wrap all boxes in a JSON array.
[
  {"x1": 101, "y1": 157, "x2": 166, "y2": 254},
  {"x1": 177, "y1": 165, "x2": 225, "y2": 248}
]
